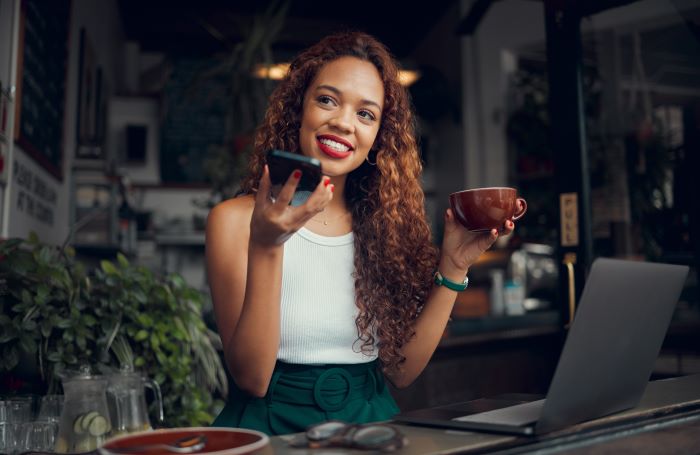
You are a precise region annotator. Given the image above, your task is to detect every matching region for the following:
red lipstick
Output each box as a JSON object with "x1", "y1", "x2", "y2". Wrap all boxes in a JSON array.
[{"x1": 317, "y1": 135, "x2": 353, "y2": 159}]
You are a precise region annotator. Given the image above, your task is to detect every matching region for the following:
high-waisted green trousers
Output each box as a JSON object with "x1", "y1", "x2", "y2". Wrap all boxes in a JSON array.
[{"x1": 212, "y1": 360, "x2": 399, "y2": 435}]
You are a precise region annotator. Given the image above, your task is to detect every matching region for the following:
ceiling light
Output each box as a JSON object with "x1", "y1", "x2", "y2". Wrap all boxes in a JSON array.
[
  {"x1": 398, "y1": 70, "x2": 421, "y2": 86},
  {"x1": 253, "y1": 64, "x2": 421, "y2": 87},
  {"x1": 253, "y1": 63, "x2": 290, "y2": 80}
]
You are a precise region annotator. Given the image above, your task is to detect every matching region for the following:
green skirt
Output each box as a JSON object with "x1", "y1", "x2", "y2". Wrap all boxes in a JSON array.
[{"x1": 211, "y1": 360, "x2": 399, "y2": 435}]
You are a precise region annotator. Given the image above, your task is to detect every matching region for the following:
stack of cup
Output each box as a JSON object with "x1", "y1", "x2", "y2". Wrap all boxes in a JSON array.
[
  {"x1": 0, "y1": 395, "x2": 62, "y2": 454},
  {"x1": 0, "y1": 396, "x2": 34, "y2": 454}
]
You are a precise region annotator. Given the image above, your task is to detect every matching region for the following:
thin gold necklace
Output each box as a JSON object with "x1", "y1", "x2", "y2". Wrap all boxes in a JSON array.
[{"x1": 309, "y1": 211, "x2": 351, "y2": 226}]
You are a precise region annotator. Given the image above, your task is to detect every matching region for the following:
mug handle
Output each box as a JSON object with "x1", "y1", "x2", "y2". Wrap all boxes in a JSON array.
[{"x1": 512, "y1": 198, "x2": 527, "y2": 221}]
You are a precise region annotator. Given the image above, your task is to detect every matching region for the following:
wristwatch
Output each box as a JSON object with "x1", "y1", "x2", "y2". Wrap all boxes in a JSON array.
[{"x1": 433, "y1": 270, "x2": 469, "y2": 291}]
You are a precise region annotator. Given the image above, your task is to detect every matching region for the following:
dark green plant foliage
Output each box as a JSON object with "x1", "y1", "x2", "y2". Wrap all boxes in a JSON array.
[{"x1": 0, "y1": 234, "x2": 226, "y2": 427}]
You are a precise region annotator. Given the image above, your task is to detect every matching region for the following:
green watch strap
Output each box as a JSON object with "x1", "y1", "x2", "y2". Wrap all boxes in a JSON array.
[{"x1": 433, "y1": 270, "x2": 469, "y2": 291}]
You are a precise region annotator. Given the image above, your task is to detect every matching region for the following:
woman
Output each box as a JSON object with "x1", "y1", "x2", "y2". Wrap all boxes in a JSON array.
[{"x1": 206, "y1": 31, "x2": 516, "y2": 435}]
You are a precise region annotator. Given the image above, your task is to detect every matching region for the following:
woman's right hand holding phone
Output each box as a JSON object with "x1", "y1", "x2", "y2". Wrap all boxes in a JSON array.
[{"x1": 250, "y1": 165, "x2": 333, "y2": 247}]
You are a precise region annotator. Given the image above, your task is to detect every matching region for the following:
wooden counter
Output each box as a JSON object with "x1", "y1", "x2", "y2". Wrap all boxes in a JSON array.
[{"x1": 260, "y1": 374, "x2": 700, "y2": 454}]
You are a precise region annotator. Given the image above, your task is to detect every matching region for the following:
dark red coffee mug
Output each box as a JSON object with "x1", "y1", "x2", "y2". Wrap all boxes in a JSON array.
[{"x1": 449, "y1": 187, "x2": 527, "y2": 232}]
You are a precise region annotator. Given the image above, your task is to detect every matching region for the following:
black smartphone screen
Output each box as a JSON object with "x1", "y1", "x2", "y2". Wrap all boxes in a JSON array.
[{"x1": 267, "y1": 150, "x2": 323, "y2": 193}]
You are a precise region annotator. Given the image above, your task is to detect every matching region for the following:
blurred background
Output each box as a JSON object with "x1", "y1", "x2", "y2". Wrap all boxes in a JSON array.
[{"x1": 0, "y1": 0, "x2": 698, "y2": 418}]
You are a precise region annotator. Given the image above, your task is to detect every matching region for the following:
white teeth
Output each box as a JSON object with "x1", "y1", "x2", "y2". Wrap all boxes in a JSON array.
[{"x1": 319, "y1": 138, "x2": 350, "y2": 152}]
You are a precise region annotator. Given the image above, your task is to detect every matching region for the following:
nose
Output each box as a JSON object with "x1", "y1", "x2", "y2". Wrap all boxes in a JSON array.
[{"x1": 328, "y1": 109, "x2": 355, "y2": 134}]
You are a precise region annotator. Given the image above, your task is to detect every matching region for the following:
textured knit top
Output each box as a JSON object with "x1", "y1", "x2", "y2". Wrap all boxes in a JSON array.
[{"x1": 277, "y1": 226, "x2": 378, "y2": 364}]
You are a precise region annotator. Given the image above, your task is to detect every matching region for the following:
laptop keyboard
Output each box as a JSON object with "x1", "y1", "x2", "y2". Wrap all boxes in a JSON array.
[{"x1": 453, "y1": 399, "x2": 545, "y2": 426}]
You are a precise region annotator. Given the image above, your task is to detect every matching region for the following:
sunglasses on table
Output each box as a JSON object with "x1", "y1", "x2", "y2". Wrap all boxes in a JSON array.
[{"x1": 288, "y1": 420, "x2": 408, "y2": 452}]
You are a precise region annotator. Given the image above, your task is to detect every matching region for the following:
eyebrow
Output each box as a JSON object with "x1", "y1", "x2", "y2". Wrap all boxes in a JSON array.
[{"x1": 315, "y1": 84, "x2": 382, "y2": 112}]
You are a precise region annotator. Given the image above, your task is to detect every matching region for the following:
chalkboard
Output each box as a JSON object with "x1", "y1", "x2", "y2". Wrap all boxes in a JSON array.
[{"x1": 14, "y1": 0, "x2": 71, "y2": 181}]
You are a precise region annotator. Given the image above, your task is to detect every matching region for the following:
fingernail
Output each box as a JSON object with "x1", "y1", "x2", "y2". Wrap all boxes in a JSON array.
[
  {"x1": 324, "y1": 177, "x2": 331, "y2": 186},
  {"x1": 330, "y1": 184, "x2": 335, "y2": 193},
  {"x1": 293, "y1": 170, "x2": 302, "y2": 179}
]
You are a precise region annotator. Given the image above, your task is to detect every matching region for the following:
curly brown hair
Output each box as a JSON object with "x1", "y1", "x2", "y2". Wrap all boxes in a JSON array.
[{"x1": 240, "y1": 31, "x2": 438, "y2": 372}]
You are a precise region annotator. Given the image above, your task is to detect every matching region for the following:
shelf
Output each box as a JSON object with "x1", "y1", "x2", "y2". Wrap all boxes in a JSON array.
[
  {"x1": 71, "y1": 168, "x2": 121, "y2": 255},
  {"x1": 441, "y1": 310, "x2": 561, "y2": 348},
  {"x1": 440, "y1": 325, "x2": 561, "y2": 348}
]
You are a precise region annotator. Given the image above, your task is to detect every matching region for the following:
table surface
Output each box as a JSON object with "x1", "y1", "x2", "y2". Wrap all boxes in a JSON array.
[{"x1": 257, "y1": 374, "x2": 700, "y2": 454}]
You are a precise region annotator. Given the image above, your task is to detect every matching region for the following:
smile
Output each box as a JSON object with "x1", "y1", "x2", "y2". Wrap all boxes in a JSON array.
[{"x1": 317, "y1": 135, "x2": 353, "y2": 159}]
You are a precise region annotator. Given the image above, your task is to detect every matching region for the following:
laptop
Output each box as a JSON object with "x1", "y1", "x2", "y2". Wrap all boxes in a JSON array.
[{"x1": 394, "y1": 258, "x2": 689, "y2": 435}]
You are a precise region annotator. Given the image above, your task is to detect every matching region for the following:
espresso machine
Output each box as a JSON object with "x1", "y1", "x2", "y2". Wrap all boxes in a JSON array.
[{"x1": 506, "y1": 243, "x2": 559, "y2": 312}]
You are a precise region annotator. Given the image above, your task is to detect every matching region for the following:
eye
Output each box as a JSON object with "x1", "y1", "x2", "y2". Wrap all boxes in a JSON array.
[
  {"x1": 358, "y1": 110, "x2": 376, "y2": 121},
  {"x1": 317, "y1": 95, "x2": 336, "y2": 106}
]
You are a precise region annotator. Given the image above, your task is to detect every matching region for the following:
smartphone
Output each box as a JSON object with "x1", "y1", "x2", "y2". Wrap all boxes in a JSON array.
[{"x1": 266, "y1": 149, "x2": 323, "y2": 193}]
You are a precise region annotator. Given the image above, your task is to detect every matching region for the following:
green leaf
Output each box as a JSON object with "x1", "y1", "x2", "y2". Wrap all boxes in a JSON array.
[
  {"x1": 37, "y1": 246, "x2": 52, "y2": 265},
  {"x1": 117, "y1": 253, "x2": 130, "y2": 268},
  {"x1": 171, "y1": 328, "x2": 186, "y2": 341},
  {"x1": 19, "y1": 335, "x2": 37, "y2": 354},
  {"x1": 35, "y1": 285, "x2": 50, "y2": 304},
  {"x1": 150, "y1": 332, "x2": 160, "y2": 348},
  {"x1": 47, "y1": 351, "x2": 62, "y2": 362},
  {"x1": 49, "y1": 268, "x2": 67, "y2": 287},
  {"x1": 135, "y1": 330, "x2": 149, "y2": 341},
  {"x1": 21, "y1": 289, "x2": 32, "y2": 304},
  {"x1": 170, "y1": 275, "x2": 186, "y2": 289},
  {"x1": 155, "y1": 351, "x2": 167, "y2": 364},
  {"x1": 11, "y1": 303, "x2": 24, "y2": 314},
  {"x1": 21, "y1": 319, "x2": 37, "y2": 331},
  {"x1": 0, "y1": 330, "x2": 17, "y2": 343},
  {"x1": 40, "y1": 321, "x2": 52, "y2": 338},
  {"x1": 101, "y1": 261, "x2": 118, "y2": 275},
  {"x1": 136, "y1": 314, "x2": 153, "y2": 327},
  {"x1": 63, "y1": 354, "x2": 78, "y2": 364},
  {"x1": 133, "y1": 290, "x2": 147, "y2": 304},
  {"x1": 134, "y1": 356, "x2": 146, "y2": 367},
  {"x1": 56, "y1": 318, "x2": 72, "y2": 329}
]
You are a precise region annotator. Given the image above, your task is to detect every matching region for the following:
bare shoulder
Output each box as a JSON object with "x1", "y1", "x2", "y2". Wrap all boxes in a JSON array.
[{"x1": 206, "y1": 194, "x2": 255, "y2": 237}]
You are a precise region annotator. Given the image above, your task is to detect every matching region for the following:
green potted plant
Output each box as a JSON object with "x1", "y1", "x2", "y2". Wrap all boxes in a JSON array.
[{"x1": 0, "y1": 233, "x2": 227, "y2": 427}]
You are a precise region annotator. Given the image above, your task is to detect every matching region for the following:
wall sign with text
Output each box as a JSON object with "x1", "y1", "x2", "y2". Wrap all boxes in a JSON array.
[{"x1": 560, "y1": 192, "x2": 579, "y2": 247}]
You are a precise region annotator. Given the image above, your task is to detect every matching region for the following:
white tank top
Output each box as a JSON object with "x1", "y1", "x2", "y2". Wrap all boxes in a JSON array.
[{"x1": 278, "y1": 227, "x2": 378, "y2": 364}]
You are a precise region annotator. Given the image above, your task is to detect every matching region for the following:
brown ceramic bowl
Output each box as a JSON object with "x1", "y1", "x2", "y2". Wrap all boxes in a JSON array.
[
  {"x1": 449, "y1": 187, "x2": 527, "y2": 232},
  {"x1": 99, "y1": 427, "x2": 269, "y2": 455}
]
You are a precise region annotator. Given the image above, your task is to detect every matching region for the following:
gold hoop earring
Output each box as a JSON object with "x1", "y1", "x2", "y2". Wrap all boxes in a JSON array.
[{"x1": 365, "y1": 152, "x2": 377, "y2": 166}]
